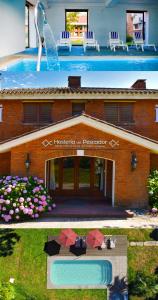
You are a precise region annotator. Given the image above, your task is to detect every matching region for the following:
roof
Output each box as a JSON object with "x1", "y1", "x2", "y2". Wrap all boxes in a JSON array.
[
  {"x1": 1, "y1": 87, "x2": 158, "y2": 100},
  {"x1": 1, "y1": 113, "x2": 158, "y2": 153}
]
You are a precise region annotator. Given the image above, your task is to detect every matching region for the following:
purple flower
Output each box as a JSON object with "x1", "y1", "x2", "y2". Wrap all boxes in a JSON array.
[
  {"x1": 3, "y1": 215, "x2": 12, "y2": 222},
  {"x1": 34, "y1": 198, "x2": 38, "y2": 203}
]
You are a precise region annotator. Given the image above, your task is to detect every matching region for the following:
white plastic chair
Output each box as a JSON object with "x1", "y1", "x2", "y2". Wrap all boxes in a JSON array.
[
  {"x1": 83, "y1": 31, "x2": 100, "y2": 52},
  {"x1": 109, "y1": 32, "x2": 128, "y2": 52},
  {"x1": 133, "y1": 31, "x2": 156, "y2": 52},
  {"x1": 56, "y1": 31, "x2": 72, "y2": 51}
]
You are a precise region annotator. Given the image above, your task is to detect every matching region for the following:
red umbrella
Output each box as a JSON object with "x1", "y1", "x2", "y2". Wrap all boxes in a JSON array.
[
  {"x1": 87, "y1": 229, "x2": 104, "y2": 248},
  {"x1": 58, "y1": 229, "x2": 78, "y2": 247}
]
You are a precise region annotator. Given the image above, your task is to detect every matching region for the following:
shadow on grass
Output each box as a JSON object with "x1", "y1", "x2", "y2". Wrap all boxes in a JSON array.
[{"x1": 0, "y1": 229, "x2": 20, "y2": 257}]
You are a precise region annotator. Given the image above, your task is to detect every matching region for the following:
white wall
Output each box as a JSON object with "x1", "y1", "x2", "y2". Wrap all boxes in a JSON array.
[
  {"x1": 0, "y1": 0, "x2": 25, "y2": 58},
  {"x1": 46, "y1": 1, "x2": 158, "y2": 46}
]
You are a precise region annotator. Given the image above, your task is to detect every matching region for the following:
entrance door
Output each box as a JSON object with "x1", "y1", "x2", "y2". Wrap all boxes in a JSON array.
[{"x1": 47, "y1": 156, "x2": 105, "y2": 197}]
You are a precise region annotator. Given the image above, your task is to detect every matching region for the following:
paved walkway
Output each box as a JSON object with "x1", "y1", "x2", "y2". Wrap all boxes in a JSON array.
[{"x1": 0, "y1": 215, "x2": 158, "y2": 229}]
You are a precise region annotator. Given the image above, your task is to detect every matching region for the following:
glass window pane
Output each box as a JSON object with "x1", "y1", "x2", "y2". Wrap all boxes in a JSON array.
[
  {"x1": 63, "y1": 158, "x2": 74, "y2": 190},
  {"x1": 94, "y1": 158, "x2": 104, "y2": 191},
  {"x1": 50, "y1": 159, "x2": 59, "y2": 190},
  {"x1": 79, "y1": 157, "x2": 90, "y2": 189}
]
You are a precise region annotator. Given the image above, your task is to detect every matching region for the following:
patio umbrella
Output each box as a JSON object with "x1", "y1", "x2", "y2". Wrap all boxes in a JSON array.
[
  {"x1": 44, "y1": 240, "x2": 61, "y2": 256},
  {"x1": 70, "y1": 244, "x2": 86, "y2": 256},
  {"x1": 86, "y1": 229, "x2": 104, "y2": 248},
  {"x1": 58, "y1": 229, "x2": 78, "y2": 247}
]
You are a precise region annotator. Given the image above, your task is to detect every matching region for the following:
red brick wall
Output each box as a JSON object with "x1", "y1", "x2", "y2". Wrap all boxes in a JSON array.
[
  {"x1": 0, "y1": 152, "x2": 11, "y2": 176},
  {"x1": 1, "y1": 99, "x2": 158, "y2": 142},
  {"x1": 7, "y1": 124, "x2": 150, "y2": 208}
]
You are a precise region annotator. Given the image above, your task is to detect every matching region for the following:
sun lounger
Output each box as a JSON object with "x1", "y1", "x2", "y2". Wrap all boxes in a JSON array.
[
  {"x1": 133, "y1": 31, "x2": 156, "y2": 52},
  {"x1": 83, "y1": 31, "x2": 100, "y2": 52},
  {"x1": 56, "y1": 31, "x2": 72, "y2": 51},
  {"x1": 109, "y1": 31, "x2": 128, "y2": 52}
]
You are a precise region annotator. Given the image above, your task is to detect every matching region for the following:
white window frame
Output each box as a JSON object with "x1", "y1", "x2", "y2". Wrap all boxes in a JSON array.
[
  {"x1": 155, "y1": 105, "x2": 158, "y2": 122},
  {"x1": 0, "y1": 105, "x2": 3, "y2": 122}
]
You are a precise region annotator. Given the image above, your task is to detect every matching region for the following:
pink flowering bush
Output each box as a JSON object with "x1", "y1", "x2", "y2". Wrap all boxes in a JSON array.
[{"x1": 0, "y1": 176, "x2": 56, "y2": 222}]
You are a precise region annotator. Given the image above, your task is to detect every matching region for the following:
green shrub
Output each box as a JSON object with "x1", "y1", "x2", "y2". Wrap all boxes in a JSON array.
[
  {"x1": 126, "y1": 34, "x2": 133, "y2": 44},
  {"x1": 129, "y1": 271, "x2": 158, "y2": 299},
  {"x1": 0, "y1": 176, "x2": 56, "y2": 222},
  {"x1": 147, "y1": 170, "x2": 158, "y2": 208},
  {"x1": 0, "y1": 282, "x2": 15, "y2": 300}
]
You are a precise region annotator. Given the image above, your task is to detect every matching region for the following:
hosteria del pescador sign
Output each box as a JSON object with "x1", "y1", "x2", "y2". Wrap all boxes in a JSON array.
[{"x1": 42, "y1": 138, "x2": 120, "y2": 148}]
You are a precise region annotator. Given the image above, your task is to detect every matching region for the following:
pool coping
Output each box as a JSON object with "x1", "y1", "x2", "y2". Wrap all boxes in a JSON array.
[{"x1": 47, "y1": 255, "x2": 127, "y2": 289}]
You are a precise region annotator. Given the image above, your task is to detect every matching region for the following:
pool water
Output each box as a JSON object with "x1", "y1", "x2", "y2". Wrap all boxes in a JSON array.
[
  {"x1": 51, "y1": 259, "x2": 112, "y2": 286},
  {"x1": 2, "y1": 58, "x2": 158, "y2": 71}
]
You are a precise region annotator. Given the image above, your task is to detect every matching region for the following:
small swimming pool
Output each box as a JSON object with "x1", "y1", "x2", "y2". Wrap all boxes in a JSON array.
[
  {"x1": 1, "y1": 57, "x2": 158, "y2": 71},
  {"x1": 50, "y1": 259, "x2": 112, "y2": 287}
]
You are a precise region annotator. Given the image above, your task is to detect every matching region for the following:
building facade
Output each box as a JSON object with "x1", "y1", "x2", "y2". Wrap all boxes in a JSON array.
[{"x1": 0, "y1": 77, "x2": 158, "y2": 208}]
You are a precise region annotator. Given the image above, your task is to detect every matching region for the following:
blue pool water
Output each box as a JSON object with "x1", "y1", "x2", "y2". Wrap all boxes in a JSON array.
[
  {"x1": 2, "y1": 58, "x2": 158, "y2": 71},
  {"x1": 51, "y1": 259, "x2": 112, "y2": 286}
]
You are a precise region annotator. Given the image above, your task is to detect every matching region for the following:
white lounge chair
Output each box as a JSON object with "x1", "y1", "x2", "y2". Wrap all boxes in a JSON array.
[
  {"x1": 109, "y1": 32, "x2": 128, "y2": 52},
  {"x1": 56, "y1": 31, "x2": 72, "y2": 51},
  {"x1": 83, "y1": 31, "x2": 100, "y2": 52},
  {"x1": 133, "y1": 31, "x2": 156, "y2": 52}
]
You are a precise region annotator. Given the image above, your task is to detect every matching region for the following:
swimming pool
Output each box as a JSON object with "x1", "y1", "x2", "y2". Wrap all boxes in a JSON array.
[
  {"x1": 1, "y1": 57, "x2": 158, "y2": 71},
  {"x1": 50, "y1": 259, "x2": 112, "y2": 287}
]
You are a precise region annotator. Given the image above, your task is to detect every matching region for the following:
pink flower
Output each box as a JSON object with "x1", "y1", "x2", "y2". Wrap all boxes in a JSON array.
[
  {"x1": 38, "y1": 206, "x2": 43, "y2": 212},
  {"x1": 23, "y1": 208, "x2": 29, "y2": 214},
  {"x1": 19, "y1": 206, "x2": 24, "y2": 211},
  {"x1": 34, "y1": 213, "x2": 39, "y2": 218},
  {"x1": 34, "y1": 198, "x2": 38, "y2": 203},
  {"x1": 9, "y1": 210, "x2": 14, "y2": 215},
  {"x1": 5, "y1": 200, "x2": 10, "y2": 205},
  {"x1": 16, "y1": 216, "x2": 20, "y2": 220},
  {"x1": 19, "y1": 197, "x2": 24, "y2": 203},
  {"x1": 41, "y1": 195, "x2": 46, "y2": 201},
  {"x1": 6, "y1": 187, "x2": 12, "y2": 193},
  {"x1": 15, "y1": 208, "x2": 19, "y2": 213},
  {"x1": 52, "y1": 203, "x2": 56, "y2": 208},
  {"x1": 3, "y1": 215, "x2": 12, "y2": 222},
  {"x1": 48, "y1": 206, "x2": 52, "y2": 211}
]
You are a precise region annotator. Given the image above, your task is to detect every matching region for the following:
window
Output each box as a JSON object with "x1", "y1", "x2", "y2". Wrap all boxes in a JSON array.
[
  {"x1": 155, "y1": 105, "x2": 158, "y2": 122},
  {"x1": 23, "y1": 103, "x2": 52, "y2": 124},
  {"x1": 72, "y1": 103, "x2": 85, "y2": 116},
  {"x1": 25, "y1": 2, "x2": 30, "y2": 48},
  {"x1": 0, "y1": 105, "x2": 3, "y2": 122},
  {"x1": 104, "y1": 103, "x2": 134, "y2": 124}
]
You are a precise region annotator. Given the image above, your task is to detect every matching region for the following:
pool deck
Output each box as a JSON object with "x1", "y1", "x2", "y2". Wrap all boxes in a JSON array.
[
  {"x1": 47, "y1": 235, "x2": 127, "y2": 289},
  {"x1": 48, "y1": 235, "x2": 127, "y2": 257}
]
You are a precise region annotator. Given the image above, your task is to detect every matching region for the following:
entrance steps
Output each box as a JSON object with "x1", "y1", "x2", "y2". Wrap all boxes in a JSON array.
[{"x1": 44, "y1": 202, "x2": 134, "y2": 219}]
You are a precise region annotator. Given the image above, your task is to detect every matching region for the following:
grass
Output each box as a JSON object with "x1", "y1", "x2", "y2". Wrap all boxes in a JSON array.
[
  {"x1": 0, "y1": 228, "x2": 156, "y2": 300},
  {"x1": 128, "y1": 246, "x2": 158, "y2": 300}
]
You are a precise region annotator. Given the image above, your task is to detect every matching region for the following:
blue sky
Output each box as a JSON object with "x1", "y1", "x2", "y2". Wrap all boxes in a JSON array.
[{"x1": 1, "y1": 71, "x2": 158, "y2": 89}]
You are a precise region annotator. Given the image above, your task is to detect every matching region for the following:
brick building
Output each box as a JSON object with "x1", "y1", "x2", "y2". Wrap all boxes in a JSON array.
[{"x1": 0, "y1": 77, "x2": 158, "y2": 209}]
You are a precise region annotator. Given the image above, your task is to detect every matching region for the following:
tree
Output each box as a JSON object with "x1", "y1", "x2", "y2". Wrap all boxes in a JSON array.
[
  {"x1": 66, "y1": 12, "x2": 79, "y2": 33},
  {"x1": 129, "y1": 271, "x2": 158, "y2": 299}
]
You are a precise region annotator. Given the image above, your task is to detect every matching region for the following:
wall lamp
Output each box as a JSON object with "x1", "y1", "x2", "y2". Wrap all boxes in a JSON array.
[
  {"x1": 25, "y1": 153, "x2": 31, "y2": 170},
  {"x1": 131, "y1": 152, "x2": 138, "y2": 170}
]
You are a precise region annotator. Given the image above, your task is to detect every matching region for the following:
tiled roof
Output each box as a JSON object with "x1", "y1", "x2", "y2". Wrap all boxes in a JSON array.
[{"x1": 0, "y1": 87, "x2": 158, "y2": 95}]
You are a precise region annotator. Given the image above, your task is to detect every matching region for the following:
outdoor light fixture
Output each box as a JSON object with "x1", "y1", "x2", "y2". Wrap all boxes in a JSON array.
[
  {"x1": 131, "y1": 152, "x2": 138, "y2": 170},
  {"x1": 25, "y1": 153, "x2": 31, "y2": 170}
]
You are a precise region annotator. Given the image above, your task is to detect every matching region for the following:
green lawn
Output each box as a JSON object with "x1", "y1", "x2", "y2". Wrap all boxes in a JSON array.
[{"x1": 0, "y1": 228, "x2": 156, "y2": 300}]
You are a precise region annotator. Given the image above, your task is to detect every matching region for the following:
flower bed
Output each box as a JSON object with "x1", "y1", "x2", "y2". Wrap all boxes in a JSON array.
[{"x1": 0, "y1": 176, "x2": 56, "y2": 222}]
